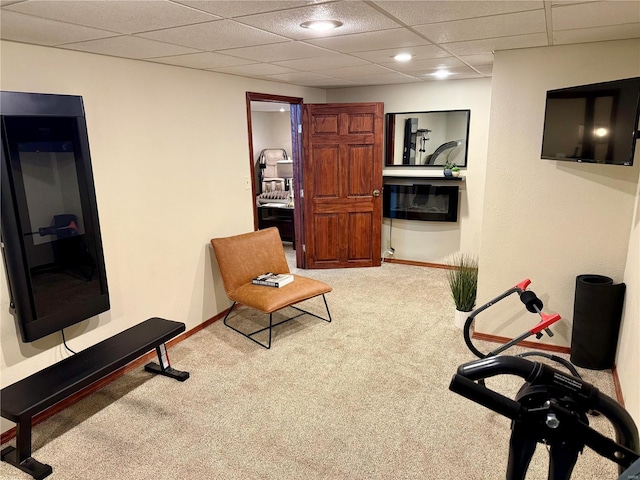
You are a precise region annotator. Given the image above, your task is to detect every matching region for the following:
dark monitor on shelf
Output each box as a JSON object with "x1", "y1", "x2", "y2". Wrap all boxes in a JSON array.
[{"x1": 1, "y1": 91, "x2": 109, "y2": 342}]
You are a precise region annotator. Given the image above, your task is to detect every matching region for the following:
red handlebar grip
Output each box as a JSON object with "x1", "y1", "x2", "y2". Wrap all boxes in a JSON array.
[
  {"x1": 530, "y1": 313, "x2": 562, "y2": 334},
  {"x1": 515, "y1": 279, "x2": 531, "y2": 291}
]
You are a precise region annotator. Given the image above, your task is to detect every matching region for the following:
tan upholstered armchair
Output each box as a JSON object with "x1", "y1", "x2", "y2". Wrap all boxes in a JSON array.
[{"x1": 211, "y1": 227, "x2": 332, "y2": 349}]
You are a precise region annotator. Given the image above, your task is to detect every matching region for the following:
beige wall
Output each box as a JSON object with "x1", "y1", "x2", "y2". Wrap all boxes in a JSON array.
[
  {"x1": 478, "y1": 39, "x2": 640, "y2": 422},
  {"x1": 2, "y1": 37, "x2": 638, "y2": 432},
  {"x1": 618, "y1": 176, "x2": 640, "y2": 424},
  {"x1": 327, "y1": 78, "x2": 491, "y2": 263},
  {"x1": 0, "y1": 40, "x2": 325, "y2": 434}
]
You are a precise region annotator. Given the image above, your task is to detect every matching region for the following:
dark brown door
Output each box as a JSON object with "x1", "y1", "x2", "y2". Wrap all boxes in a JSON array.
[{"x1": 302, "y1": 103, "x2": 384, "y2": 268}]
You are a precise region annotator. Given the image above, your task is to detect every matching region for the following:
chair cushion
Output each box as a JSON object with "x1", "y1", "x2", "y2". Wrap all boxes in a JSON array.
[
  {"x1": 229, "y1": 274, "x2": 332, "y2": 313},
  {"x1": 211, "y1": 228, "x2": 290, "y2": 294}
]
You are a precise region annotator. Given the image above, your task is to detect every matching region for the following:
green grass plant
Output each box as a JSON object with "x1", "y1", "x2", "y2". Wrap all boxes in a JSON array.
[{"x1": 446, "y1": 253, "x2": 478, "y2": 312}]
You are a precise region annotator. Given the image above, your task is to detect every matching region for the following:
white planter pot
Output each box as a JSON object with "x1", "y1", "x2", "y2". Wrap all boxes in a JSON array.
[{"x1": 454, "y1": 309, "x2": 471, "y2": 329}]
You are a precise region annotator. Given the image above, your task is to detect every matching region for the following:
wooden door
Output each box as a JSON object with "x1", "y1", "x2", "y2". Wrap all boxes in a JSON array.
[{"x1": 302, "y1": 103, "x2": 384, "y2": 268}]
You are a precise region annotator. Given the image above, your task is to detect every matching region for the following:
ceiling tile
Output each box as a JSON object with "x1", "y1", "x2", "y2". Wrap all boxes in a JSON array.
[
  {"x1": 0, "y1": 10, "x2": 119, "y2": 45},
  {"x1": 317, "y1": 64, "x2": 394, "y2": 78},
  {"x1": 274, "y1": 54, "x2": 370, "y2": 71},
  {"x1": 174, "y1": 1, "x2": 323, "y2": 18},
  {"x1": 4, "y1": 0, "x2": 219, "y2": 34},
  {"x1": 554, "y1": 23, "x2": 640, "y2": 44},
  {"x1": 552, "y1": 1, "x2": 640, "y2": 31},
  {"x1": 137, "y1": 19, "x2": 290, "y2": 50},
  {"x1": 148, "y1": 51, "x2": 256, "y2": 69},
  {"x1": 474, "y1": 64, "x2": 493, "y2": 75},
  {"x1": 219, "y1": 41, "x2": 335, "y2": 62},
  {"x1": 211, "y1": 63, "x2": 299, "y2": 76},
  {"x1": 405, "y1": 64, "x2": 479, "y2": 79},
  {"x1": 234, "y1": 1, "x2": 401, "y2": 40},
  {"x1": 60, "y1": 35, "x2": 200, "y2": 59},
  {"x1": 296, "y1": 78, "x2": 360, "y2": 88},
  {"x1": 458, "y1": 53, "x2": 495, "y2": 66},
  {"x1": 444, "y1": 33, "x2": 549, "y2": 55},
  {"x1": 440, "y1": 73, "x2": 486, "y2": 81},
  {"x1": 351, "y1": 44, "x2": 450, "y2": 63},
  {"x1": 1, "y1": 0, "x2": 638, "y2": 90},
  {"x1": 413, "y1": 10, "x2": 546, "y2": 44},
  {"x1": 262, "y1": 71, "x2": 336, "y2": 82},
  {"x1": 372, "y1": 1, "x2": 543, "y2": 26},
  {"x1": 380, "y1": 56, "x2": 466, "y2": 73},
  {"x1": 345, "y1": 72, "x2": 421, "y2": 85},
  {"x1": 550, "y1": 0, "x2": 599, "y2": 4},
  {"x1": 306, "y1": 28, "x2": 430, "y2": 53}
]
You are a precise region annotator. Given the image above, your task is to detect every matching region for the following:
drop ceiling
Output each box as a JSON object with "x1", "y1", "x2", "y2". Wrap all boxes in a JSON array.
[{"x1": 1, "y1": 0, "x2": 639, "y2": 89}]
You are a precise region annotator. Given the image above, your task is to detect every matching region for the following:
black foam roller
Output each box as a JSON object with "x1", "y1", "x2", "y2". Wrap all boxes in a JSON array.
[{"x1": 570, "y1": 275, "x2": 625, "y2": 370}]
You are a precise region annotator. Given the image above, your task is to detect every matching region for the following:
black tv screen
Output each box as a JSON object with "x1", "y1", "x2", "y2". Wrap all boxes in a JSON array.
[
  {"x1": 1, "y1": 91, "x2": 110, "y2": 342},
  {"x1": 541, "y1": 77, "x2": 640, "y2": 166}
]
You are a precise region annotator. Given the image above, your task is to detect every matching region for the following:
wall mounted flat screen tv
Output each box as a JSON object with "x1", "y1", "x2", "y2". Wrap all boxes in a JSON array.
[
  {"x1": 1, "y1": 91, "x2": 110, "y2": 342},
  {"x1": 541, "y1": 77, "x2": 640, "y2": 166}
]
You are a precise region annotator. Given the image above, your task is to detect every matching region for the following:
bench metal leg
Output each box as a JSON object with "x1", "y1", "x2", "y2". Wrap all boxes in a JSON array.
[
  {"x1": 222, "y1": 295, "x2": 332, "y2": 349},
  {"x1": 144, "y1": 343, "x2": 190, "y2": 381},
  {"x1": 1, "y1": 417, "x2": 52, "y2": 480}
]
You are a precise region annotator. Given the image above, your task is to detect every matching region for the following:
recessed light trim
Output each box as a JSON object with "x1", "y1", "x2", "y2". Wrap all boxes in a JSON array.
[
  {"x1": 432, "y1": 69, "x2": 452, "y2": 79},
  {"x1": 393, "y1": 53, "x2": 412, "y2": 62},
  {"x1": 300, "y1": 20, "x2": 343, "y2": 31}
]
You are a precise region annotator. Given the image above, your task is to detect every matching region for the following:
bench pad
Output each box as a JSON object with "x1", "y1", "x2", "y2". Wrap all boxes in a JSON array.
[{"x1": 1, "y1": 317, "x2": 185, "y2": 422}]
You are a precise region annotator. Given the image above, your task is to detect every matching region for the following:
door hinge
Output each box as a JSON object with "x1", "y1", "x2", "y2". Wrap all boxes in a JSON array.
[
  {"x1": 302, "y1": 244, "x2": 306, "y2": 252},
  {"x1": 300, "y1": 189, "x2": 304, "y2": 198},
  {"x1": 298, "y1": 124, "x2": 302, "y2": 133}
]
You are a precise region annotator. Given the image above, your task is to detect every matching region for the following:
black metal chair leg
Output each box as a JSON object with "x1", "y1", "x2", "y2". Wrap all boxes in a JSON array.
[
  {"x1": 322, "y1": 294, "x2": 332, "y2": 322},
  {"x1": 223, "y1": 302, "x2": 238, "y2": 326},
  {"x1": 222, "y1": 295, "x2": 331, "y2": 349}
]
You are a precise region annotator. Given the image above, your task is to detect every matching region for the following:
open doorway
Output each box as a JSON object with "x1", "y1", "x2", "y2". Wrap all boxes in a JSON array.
[{"x1": 245, "y1": 92, "x2": 304, "y2": 268}]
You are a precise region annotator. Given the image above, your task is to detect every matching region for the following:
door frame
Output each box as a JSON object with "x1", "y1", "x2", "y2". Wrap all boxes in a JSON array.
[{"x1": 245, "y1": 92, "x2": 305, "y2": 268}]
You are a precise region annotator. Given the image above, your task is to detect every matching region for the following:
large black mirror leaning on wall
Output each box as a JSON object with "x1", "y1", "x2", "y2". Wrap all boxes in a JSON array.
[
  {"x1": 1, "y1": 91, "x2": 110, "y2": 342},
  {"x1": 385, "y1": 110, "x2": 470, "y2": 167}
]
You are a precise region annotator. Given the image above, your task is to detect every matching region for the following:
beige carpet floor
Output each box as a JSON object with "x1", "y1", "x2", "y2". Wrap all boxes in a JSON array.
[{"x1": 0, "y1": 247, "x2": 622, "y2": 479}]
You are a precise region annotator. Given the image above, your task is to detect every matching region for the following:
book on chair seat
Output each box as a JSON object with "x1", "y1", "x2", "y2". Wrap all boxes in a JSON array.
[{"x1": 252, "y1": 273, "x2": 294, "y2": 287}]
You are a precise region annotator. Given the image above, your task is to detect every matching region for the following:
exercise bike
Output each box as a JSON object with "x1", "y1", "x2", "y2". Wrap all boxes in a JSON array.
[
  {"x1": 449, "y1": 356, "x2": 640, "y2": 479},
  {"x1": 462, "y1": 279, "x2": 580, "y2": 377},
  {"x1": 450, "y1": 279, "x2": 640, "y2": 479}
]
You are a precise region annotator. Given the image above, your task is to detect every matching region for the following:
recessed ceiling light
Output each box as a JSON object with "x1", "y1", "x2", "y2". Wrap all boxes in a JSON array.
[
  {"x1": 279, "y1": 107, "x2": 285, "y2": 112},
  {"x1": 300, "y1": 20, "x2": 343, "y2": 31},
  {"x1": 432, "y1": 69, "x2": 452, "y2": 79},
  {"x1": 393, "y1": 53, "x2": 412, "y2": 62}
]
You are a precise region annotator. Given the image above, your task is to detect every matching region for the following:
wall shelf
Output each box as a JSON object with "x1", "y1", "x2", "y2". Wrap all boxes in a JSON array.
[{"x1": 383, "y1": 175, "x2": 465, "y2": 183}]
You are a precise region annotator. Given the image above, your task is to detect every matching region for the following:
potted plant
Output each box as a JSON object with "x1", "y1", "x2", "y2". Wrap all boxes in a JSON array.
[
  {"x1": 443, "y1": 161, "x2": 453, "y2": 177},
  {"x1": 451, "y1": 164, "x2": 460, "y2": 177},
  {"x1": 446, "y1": 253, "x2": 478, "y2": 329}
]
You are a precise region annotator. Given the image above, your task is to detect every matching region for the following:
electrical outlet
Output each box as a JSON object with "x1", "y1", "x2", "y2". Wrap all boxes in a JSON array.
[{"x1": 243, "y1": 176, "x2": 250, "y2": 190}]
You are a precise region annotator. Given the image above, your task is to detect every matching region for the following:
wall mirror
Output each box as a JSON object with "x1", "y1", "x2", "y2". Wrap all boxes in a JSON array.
[{"x1": 385, "y1": 110, "x2": 470, "y2": 167}]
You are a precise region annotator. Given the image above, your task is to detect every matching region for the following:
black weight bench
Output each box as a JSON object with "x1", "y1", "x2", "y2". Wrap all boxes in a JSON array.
[{"x1": 0, "y1": 317, "x2": 189, "y2": 480}]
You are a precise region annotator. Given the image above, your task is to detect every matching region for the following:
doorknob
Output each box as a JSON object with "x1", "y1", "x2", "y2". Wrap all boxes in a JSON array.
[{"x1": 373, "y1": 189, "x2": 381, "y2": 197}]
